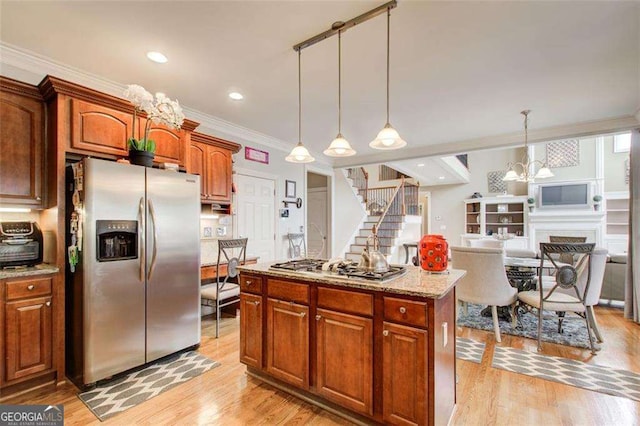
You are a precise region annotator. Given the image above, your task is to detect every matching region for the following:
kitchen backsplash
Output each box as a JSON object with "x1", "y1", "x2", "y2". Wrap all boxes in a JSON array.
[{"x1": 200, "y1": 214, "x2": 232, "y2": 265}]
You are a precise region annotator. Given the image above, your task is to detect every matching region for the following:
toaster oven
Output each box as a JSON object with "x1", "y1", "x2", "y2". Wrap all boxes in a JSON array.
[{"x1": 0, "y1": 221, "x2": 44, "y2": 268}]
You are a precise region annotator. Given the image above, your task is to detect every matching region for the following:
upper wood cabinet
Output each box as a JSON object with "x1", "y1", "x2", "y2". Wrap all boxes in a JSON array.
[
  {"x1": 71, "y1": 98, "x2": 132, "y2": 156},
  {"x1": 0, "y1": 77, "x2": 45, "y2": 208},
  {"x1": 189, "y1": 132, "x2": 241, "y2": 204},
  {"x1": 39, "y1": 76, "x2": 199, "y2": 167},
  {"x1": 142, "y1": 119, "x2": 188, "y2": 167}
]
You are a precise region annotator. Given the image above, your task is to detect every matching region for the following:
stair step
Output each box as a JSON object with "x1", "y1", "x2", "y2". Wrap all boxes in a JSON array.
[
  {"x1": 360, "y1": 229, "x2": 398, "y2": 238},
  {"x1": 355, "y1": 236, "x2": 395, "y2": 246},
  {"x1": 362, "y1": 222, "x2": 403, "y2": 230},
  {"x1": 350, "y1": 244, "x2": 392, "y2": 255}
]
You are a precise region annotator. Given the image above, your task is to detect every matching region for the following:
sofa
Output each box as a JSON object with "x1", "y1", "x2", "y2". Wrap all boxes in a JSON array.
[{"x1": 601, "y1": 253, "x2": 627, "y2": 302}]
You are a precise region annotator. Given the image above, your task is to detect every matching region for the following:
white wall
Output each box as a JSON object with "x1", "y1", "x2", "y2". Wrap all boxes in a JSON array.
[
  {"x1": 423, "y1": 147, "x2": 524, "y2": 245},
  {"x1": 603, "y1": 135, "x2": 631, "y2": 192}
]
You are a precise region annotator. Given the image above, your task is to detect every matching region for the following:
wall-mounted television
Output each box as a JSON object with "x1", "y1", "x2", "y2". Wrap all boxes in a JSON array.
[{"x1": 538, "y1": 182, "x2": 591, "y2": 209}]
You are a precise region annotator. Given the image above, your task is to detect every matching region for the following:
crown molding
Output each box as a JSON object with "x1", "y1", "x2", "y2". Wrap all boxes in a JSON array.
[
  {"x1": 0, "y1": 41, "x2": 309, "y2": 157},
  {"x1": 333, "y1": 115, "x2": 640, "y2": 168}
]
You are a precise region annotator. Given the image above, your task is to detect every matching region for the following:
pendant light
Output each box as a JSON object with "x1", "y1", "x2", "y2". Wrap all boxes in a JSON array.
[
  {"x1": 503, "y1": 110, "x2": 554, "y2": 182},
  {"x1": 324, "y1": 29, "x2": 356, "y2": 157},
  {"x1": 370, "y1": 7, "x2": 406, "y2": 150},
  {"x1": 286, "y1": 50, "x2": 315, "y2": 163}
]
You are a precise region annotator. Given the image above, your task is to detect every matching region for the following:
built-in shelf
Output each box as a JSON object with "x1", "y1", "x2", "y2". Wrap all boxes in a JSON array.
[{"x1": 464, "y1": 196, "x2": 527, "y2": 238}]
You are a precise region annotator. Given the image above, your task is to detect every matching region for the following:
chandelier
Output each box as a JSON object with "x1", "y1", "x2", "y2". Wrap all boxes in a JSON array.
[{"x1": 503, "y1": 110, "x2": 553, "y2": 183}]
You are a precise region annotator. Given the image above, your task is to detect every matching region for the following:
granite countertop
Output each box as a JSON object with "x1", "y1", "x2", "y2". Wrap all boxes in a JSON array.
[
  {"x1": 201, "y1": 255, "x2": 260, "y2": 268},
  {"x1": 0, "y1": 264, "x2": 60, "y2": 279},
  {"x1": 238, "y1": 263, "x2": 465, "y2": 299}
]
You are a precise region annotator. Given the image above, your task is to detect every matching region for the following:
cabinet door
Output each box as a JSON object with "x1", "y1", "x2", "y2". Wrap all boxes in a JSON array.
[
  {"x1": 266, "y1": 298, "x2": 309, "y2": 389},
  {"x1": 144, "y1": 121, "x2": 186, "y2": 167},
  {"x1": 240, "y1": 292, "x2": 263, "y2": 369},
  {"x1": 188, "y1": 142, "x2": 207, "y2": 199},
  {"x1": 71, "y1": 99, "x2": 132, "y2": 156},
  {"x1": 0, "y1": 90, "x2": 43, "y2": 207},
  {"x1": 316, "y1": 308, "x2": 373, "y2": 415},
  {"x1": 5, "y1": 296, "x2": 53, "y2": 382},
  {"x1": 206, "y1": 146, "x2": 232, "y2": 203},
  {"x1": 382, "y1": 321, "x2": 428, "y2": 426}
]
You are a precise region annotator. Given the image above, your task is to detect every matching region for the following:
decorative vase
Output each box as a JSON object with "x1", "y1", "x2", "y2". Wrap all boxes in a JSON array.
[
  {"x1": 528, "y1": 205, "x2": 534, "y2": 213},
  {"x1": 129, "y1": 150, "x2": 155, "y2": 167},
  {"x1": 594, "y1": 204, "x2": 600, "y2": 211}
]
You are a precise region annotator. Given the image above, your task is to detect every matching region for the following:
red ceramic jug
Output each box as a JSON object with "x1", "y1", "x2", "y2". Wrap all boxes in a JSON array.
[{"x1": 418, "y1": 234, "x2": 449, "y2": 272}]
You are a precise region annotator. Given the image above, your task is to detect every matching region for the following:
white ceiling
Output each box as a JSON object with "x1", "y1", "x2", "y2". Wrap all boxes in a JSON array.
[{"x1": 1, "y1": 1, "x2": 638, "y2": 169}]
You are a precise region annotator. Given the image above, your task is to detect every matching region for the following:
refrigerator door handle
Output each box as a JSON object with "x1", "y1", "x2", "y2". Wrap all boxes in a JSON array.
[
  {"x1": 148, "y1": 198, "x2": 159, "y2": 280},
  {"x1": 138, "y1": 197, "x2": 145, "y2": 282}
]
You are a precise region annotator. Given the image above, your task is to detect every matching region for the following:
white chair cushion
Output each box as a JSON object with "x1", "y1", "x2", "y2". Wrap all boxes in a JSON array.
[
  {"x1": 201, "y1": 283, "x2": 240, "y2": 301},
  {"x1": 518, "y1": 290, "x2": 586, "y2": 312}
]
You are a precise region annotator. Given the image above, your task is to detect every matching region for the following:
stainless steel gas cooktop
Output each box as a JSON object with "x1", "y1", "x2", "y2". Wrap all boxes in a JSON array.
[{"x1": 270, "y1": 259, "x2": 406, "y2": 282}]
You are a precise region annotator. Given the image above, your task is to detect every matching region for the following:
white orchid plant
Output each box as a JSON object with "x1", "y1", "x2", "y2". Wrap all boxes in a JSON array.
[{"x1": 123, "y1": 84, "x2": 186, "y2": 153}]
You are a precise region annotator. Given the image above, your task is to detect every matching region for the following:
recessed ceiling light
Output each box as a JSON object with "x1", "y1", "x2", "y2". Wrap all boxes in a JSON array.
[
  {"x1": 417, "y1": 163, "x2": 425, "y2": 167},
  {"x1": 229, "y1": 92, "x2": 244, "y2": 101},
  {"x1": 438, "y1": 176, "x2": 446, "y2": 180},
  {"x1": 146, "y1": 51, "x2": 168, "y2": 64}
]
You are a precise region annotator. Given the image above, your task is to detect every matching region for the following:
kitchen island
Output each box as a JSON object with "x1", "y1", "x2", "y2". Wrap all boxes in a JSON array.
[{"x1": 237, "y1": 263, "x2": 465, "y2": 426}]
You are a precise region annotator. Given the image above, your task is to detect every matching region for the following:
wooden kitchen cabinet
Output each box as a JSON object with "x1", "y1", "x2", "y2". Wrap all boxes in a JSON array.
[
  {"x1": 70, "y1": 98, "x2": 133, "y2": 156},
  {"x1": 0, "y1": 77, "x2": 45, "y2": 208},
  {"x1": 382, "y1": 321, "x2": 428, "y2": 426},
  {"x1": 316, "y1": 308, "x2": 373, "y2": 415},
  {"x1": 189, "y1": 132, "x2": 241, "y2": 204},
  {"x1": 142, "y1": 118, "x2": 188, "y2": 167},
  {"x1": 266, "y1": 298, "x2": 309, "y2": 389},
  {"x1": 2, "y1": 276, "x2": 54, "y2": 384},
  {"x1": 239, "y1": 267, "x2": 460, "y2": 426},
  {"x1": 239, "y1": 292, "x2": 263, "y2": 369}
]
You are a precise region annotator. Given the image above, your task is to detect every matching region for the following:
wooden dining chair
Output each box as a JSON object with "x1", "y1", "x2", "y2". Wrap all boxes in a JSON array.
[
  {"x1": 518, "y1": 242, "x2": 599, "y2": 354},
  {"x1": 201, "y1": 238, "x2": 248, "y2": 338}
]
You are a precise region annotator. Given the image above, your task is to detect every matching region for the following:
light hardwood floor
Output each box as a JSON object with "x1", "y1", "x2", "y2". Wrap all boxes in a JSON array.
[{"x1": 4, "y1": 306, "x2": 640, "y2": 425}]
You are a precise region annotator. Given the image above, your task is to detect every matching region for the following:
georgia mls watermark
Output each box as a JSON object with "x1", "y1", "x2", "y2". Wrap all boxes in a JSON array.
[{"x1": 0, "y1": 404, "x2": 63, "y2": 426}]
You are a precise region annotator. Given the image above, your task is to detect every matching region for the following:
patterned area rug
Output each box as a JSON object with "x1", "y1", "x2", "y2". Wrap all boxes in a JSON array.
[
  {"x1": 456, "y1": 337, "x2": 486, "y2": 363},
  {"x1": 79, "y1": 351, "x2": 220, "y2": 421},
  {"x1": 492, "y1": 346, "x2": 640, "y2": 402},
  {"x1": 457, "y1": 303, "x2": 600, "y2": 350}
]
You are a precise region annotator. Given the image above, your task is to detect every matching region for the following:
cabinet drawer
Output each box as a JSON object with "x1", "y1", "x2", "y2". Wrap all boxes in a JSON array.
[
  {"x1": 383, "y1": 297, "x2": 428, "y2": 329},
  {"x1": 240, "y1": 275, "x2": 263, "y2": 294},
  {"x1": 317, "y1": 286, "x2": 373, "y2": 316},
  {"x1": 6, "y1": 277, "x2": 52, "y2": 301},
  {"x1": 267, "y1": 279, "x2": 309, "y2": 305}
]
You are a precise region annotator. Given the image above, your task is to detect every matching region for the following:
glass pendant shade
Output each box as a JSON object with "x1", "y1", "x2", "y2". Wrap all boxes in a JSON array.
[
  {"x1": 503, "y1": 169, "x2": 519, "y2": 181},
  {"x1": 286, "y1": 142, "x2": 315, "y2": 163},
  {"x1": 370, "y1": 123, "x2": 406, "y2": 150},
  {"x1": 324, "y1": 134, "x2": 356, "y2": 157},
  {"x1": 534, "y1": 166, "x2": 554, "y2": 179}
]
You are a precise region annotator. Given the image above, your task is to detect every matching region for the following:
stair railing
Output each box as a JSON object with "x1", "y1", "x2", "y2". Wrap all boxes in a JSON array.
[
  {"x1": 373, "y1": 177, "x2": 405, "y2": 235},
  {"x1": 347, "y1": 167, "x2": 369, "y2": 203}
]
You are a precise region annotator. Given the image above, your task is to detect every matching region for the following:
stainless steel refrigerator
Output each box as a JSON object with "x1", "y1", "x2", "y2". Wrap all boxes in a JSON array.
[{"x1": 66, "y1": 158, "x2": 201, "y2": 387}]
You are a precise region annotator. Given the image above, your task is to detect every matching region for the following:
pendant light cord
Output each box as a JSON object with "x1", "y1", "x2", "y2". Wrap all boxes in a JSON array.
[
  {"x1": 338, "y1": 30, "x2": 342, "y2": 134},
  {"x1": 386, "y1": 7, "x2": 390, "y2": 124},
  {"x1": 298, "y1": 49, "x2": 302, "y2": 144}
]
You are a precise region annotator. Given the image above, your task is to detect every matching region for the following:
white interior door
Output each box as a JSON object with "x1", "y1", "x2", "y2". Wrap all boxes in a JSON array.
[
  {"x1": 236, "y1": 174, "x2": 276, "y2": 262},
  {"x1": 307, "y1": 188, "x2": 327, "y2": 258}
]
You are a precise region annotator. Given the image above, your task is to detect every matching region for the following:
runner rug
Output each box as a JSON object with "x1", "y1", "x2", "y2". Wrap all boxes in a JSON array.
[
  {"x1": 79, "y1": 351, "x2": 220, "y2": 421},
  {"x1": 492, "y1": 346, "x2": 640, "y2": 402},
  {"x1": 456, "y1": 337, "x2": 486, "y2": 364}
]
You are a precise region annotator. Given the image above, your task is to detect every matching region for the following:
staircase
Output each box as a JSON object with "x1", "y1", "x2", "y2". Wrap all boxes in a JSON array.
[{"x1": 344, "y1": 168, "x2": 418, "y2": 262}]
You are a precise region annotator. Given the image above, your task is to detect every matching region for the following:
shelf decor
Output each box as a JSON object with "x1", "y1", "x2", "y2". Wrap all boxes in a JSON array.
[
  {"x1": 487, "y1": 171, "x2": 507, "y2": 193},
  {"x1": 547, "y1": 139, "x2": 580, "y2": 168},
  {"x1": 123, "y1": 84, "x2": 185, "y2": 167}
]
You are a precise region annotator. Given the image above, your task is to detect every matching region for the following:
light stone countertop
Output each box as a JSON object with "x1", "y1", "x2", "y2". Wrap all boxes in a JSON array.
[
  {"x1": 0, "y1": 264, "x2": 60, "y2": 279},
  {"x1": 238, "y1": 263, "x2": 465, "y2": 299}
]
